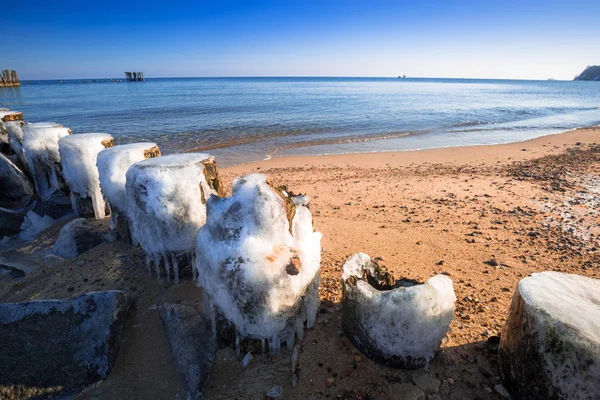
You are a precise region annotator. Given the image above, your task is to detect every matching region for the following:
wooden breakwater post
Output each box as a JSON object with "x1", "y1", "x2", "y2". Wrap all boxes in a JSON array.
[
  {"x1": 125, "y1": 72, "x2": 144, "y2": 82},
  {"x1": 0, "y1": 70, "x2": 20, "y2": 87}
]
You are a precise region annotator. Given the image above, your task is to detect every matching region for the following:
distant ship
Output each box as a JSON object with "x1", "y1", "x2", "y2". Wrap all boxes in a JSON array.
[{"x1": 398, "y1": 75, "x2": 407, "y2": 78}]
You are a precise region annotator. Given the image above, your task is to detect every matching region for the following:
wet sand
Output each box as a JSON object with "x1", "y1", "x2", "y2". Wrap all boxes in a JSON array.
[{"x1": 1, "y1": 127, "x2": 599, "y2": 399}]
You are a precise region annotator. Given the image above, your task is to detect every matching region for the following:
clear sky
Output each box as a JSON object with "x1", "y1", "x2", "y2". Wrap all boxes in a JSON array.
[{"x1": 3, "y1": 0, "x2": 599, "y2": 80}]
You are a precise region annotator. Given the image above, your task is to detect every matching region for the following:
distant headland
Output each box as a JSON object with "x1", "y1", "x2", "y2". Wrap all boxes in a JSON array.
[{"x1": 574, "y1": 65, "x2": 600, "y2": 81}]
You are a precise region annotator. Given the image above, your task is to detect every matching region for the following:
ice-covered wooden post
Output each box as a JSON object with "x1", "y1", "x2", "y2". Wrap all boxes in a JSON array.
[
  {"x1": 498, "y1": 272, "x2": 600, "y2": 399},
  {"x1": 22, "y1": 123, "x2": 71, "y2": 201},
  {"x1": 58, "y1": 133, "x2": 114, "y2": 219},
  {"x1": 0, "y1": 110, "x2": 24, "y2": 123},
  {"x1": 4, "y1": 121, "x2": 28, "y2": 172},
  {"x1": 125, "y1": 153, "x2": 224, "y2": 283},
  {"x1": 97, "y1": 142, "x2": 161, "y2": 243},
  {"x1": 341, "y1": 253, "x2": 456, "y2": 369},
  {"x1": 195, "y1": 173, "x2": 322, "y2": 355}
]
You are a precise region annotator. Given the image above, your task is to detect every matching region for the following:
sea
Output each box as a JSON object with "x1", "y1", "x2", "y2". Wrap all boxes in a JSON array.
[{"x1": 2, "y1": 77, "x2": 599, "y2": 166}]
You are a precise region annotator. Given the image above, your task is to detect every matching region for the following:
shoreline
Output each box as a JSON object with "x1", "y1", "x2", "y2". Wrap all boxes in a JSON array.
[
  {"x1": 223, "y1": 126, "x2": 600, "y2": 173},
  {"x1": 2, "y1": 125, "x2": 600, "y2": 399}
]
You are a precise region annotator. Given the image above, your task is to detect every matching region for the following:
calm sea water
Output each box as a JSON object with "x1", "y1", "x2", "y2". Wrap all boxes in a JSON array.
[{"x1": 1, "y1": 77, "x2": 599, "y2": 166}]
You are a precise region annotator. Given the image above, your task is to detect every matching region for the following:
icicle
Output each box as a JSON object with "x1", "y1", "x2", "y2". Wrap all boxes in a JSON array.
[
  {"x1": 171, "y1": 254, "x2": 179, "y2": 284},
  {"x1": 191, "y1": 253, "x2": 197, "y2": 281},
  {"x1": 153, "y1": 255, "x2": 160, "y2": 279},
  {"x1": 240, "y1": 351, "x2": 253, "y2": 368},
  {"x1": 294, "y1": 317, "x2": 305, "y2": 341},
  {"x1": 261, "y1": 338, "x2": 266, "y2": 354},
  {"x1": 163, "y1": 254, "x2": 171, "y2": 283},
  {"x1": 291, "y1": 344, "x2": 299, "y2": 374},
  {"x1": 285, "y1": 330, "x2": 295, "y2": 350},
  {"x1": 145, "y1": 255, "x2": 151, "y2": 274},
  {"x1": 269, "y1": 336, "x2": 281, "y2": 356},
  {"x1": 235, "y1": 334, "x2": 241, "y2": 358}
]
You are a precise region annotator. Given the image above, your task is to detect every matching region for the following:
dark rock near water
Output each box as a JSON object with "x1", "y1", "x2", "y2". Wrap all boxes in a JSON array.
[
  {"x1": 159, "y1": 302, "x2": 217, "y2": 399},
  {"x1": 52, "y1": 218, "x2": 105, "y2": 258},
  {"x1": 0, "y1": 152, "x2": 33, "y2": 209},
  {"x1": 0, "y1": 207, "x2": 26, "y2": 238},
  {"x1": 574, "y1": 65, "x2": 600, "y2": 81},
  {"x1": 0, "y1": 291, "x2": 131, "y2": 395}
]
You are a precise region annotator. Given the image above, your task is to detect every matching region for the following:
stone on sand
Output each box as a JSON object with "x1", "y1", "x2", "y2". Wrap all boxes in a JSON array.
[
  {"x1": 52, "y1": 218, "x2": 105, "y2": 258},
  {"x1": 159, "y1": 302, "x2": 217, "y2": 400},
  {"x1": 0, "y1": 291, "x2": 131, "y2": 395}
]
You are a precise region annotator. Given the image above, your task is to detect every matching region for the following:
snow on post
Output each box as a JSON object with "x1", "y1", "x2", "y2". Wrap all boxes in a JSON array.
[
  {"x1": 0, "y1": 110, "x2": 23, "y2": 123},
  {"x1": 498, "y1": 272, "x2": 600, "y2": 399},
  {"x1": 4, "y1": 121, "x2": 28, "y2": 172},
  {"x1": 125, "y1": 153, "x2": 223, "y2": 283},
  {"x1": 97, "y1": 142, "x2": 161, "y2": 243},
  {"x1": 22, "y1": 122, "x2": 71, "y2": 201},
  {"x1": 195, "y1": 173, "x2": 322, "y2": 355},
  {"x1": 58, "y1": 133, "x2": 114, "y2": 219},
  {"x1": 341, "y1": 253, "x2": 456, "y2": 369}
]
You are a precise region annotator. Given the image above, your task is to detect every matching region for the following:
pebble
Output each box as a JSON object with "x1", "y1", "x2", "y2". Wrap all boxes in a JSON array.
[
  {"x1": 326, "y1": 377, "x2": 335, "y2": 387},
  {"x1": 447, "y1": 378, "x2": 455, "y2": 385},
  {"x1": 266, "y1": 385, "x2": 283, "y2": 398},
  {"x1": 411, "y1": 373, "x2": 441, "y2": 394},
  {"x1": 494, "y1": 384, "x2": 511, "y2": 399}
]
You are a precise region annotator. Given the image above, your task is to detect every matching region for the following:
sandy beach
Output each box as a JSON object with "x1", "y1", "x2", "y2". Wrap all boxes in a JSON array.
[{"x1": 1, "y1": 127, "x2": 600, "y2": 400}]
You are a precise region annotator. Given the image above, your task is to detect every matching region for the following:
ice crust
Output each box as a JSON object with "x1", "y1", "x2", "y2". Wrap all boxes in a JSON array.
[
  {"x1": 342, "y1": 253, "x2": 456, "y2": 367},
  {"x1": 4, "y1": 122, "x2": 27, "y2": 170},
  {"x1": 19, "y1": 211, "x2": 55, "y2": 241},
  {"x1": 22, "y1": 123, "x2": 70, "y2": 200},
  {"x1": 97, "y1": 142, "x2": 159, "y2": 228},
  {"x1": 195, "y1": 173, "x2": 322, "y2": 354},
  {"x1": 58, "y1": 133, "x2": 112, "y2": 219},
  {"x1": 125, "y1": 153, "x2": 218, "y2": 283}
]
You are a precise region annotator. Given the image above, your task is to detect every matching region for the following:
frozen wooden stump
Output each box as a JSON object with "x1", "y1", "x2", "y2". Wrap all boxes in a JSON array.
[
  {"x1": 22, "y1": 122, "x2": 71, "y2": 201},
  {"x1": 97, "y1": 142, "x2": 161, "y2": 244},
  {"x1": 499, "y1": 272, "x2": 600, "y2": 399},
  {"x1": 0, "y1": 110, "x2": 23, "y2": 123},
  {"x1": 341, "y1": 253, "x2": 456, "y2": 369},
  {"x1": 58, "y1": 133, "x2": 114, "y2": 219},
  {"x1": 195, "y1": 173, "x2": 322, "y2": 355},
  {"x1": 125, "y1": 153, "x2": 223, "y2": 283}
]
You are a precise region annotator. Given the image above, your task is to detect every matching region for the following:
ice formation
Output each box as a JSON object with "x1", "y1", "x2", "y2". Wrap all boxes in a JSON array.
[
  {"x1": 4, "y1": 121, "x2": 27, "y2": 171},
  {"x1": 126, "y1": 153, "x2": 223, "y2": 283},
  {"x1": 195, "y1": 173, "x2": 322, "y2": 355},
  {"x1": 499, "y1": 272, "x2": 600, "y2": 399},
  {"x1": 22, "y1": 123, "x2": 71, "y2": 200},
  {"x1": 58, "y1": 133, "x2": 113, "y2": 219},
  {"x1": 19, "y1": 211, "x2": 55, "y2": 241},
  {"x1": 341, "y1": 253, "x2": 456, "y2": 368},
  {"x1": 97, "y1": 142, "x2": 160, "y2": 238}
]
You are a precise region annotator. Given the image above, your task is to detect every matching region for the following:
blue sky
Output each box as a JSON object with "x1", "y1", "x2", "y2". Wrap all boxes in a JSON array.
[{"x1": 3, "y1": 0, "x2": 599, "y2": 80}]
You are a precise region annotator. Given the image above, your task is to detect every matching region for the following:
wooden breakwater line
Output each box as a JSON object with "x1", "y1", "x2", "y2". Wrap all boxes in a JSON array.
[
  {"x1": 0, "y1": 70, "x2": 20, "y2": 87},
  {"x1": 125, "y1": 72, "x2": 144, "y2": 82}
]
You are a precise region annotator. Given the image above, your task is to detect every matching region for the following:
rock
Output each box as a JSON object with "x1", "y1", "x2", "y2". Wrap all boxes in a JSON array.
[
  {"x1": 266, "y1": 385, "x2": 283, "y2": 398},
  {"x1": 388, "y1": 383, "x2": 426, "y2": 400},
  {"x1": 494, "y1": 384, "x2": 511, "y2": 399},
  {"x1": 52, "y1": 218, "x2": 105, "y2": 258},
  {"x1": 0, "y1": 207, "x2": 26, "y2": 238},
  {"x1": 341, "y1": 253, "x2": 456, "y2": 368},
  {"x1": 499, "y1": 272, "x2": 600, "y2": 399},
  {"x1": 0, "y1": 291, "x2": 130, "y2": 395},
  {"x1": 159, "y1": 302, "x2": 217, "y2": 400},
  {"x1": 0, "y1": 152, "x2": 33, "y2": 209},
  {"x1": 411, "y1": 373, "x2": 441, "y2": 394}
]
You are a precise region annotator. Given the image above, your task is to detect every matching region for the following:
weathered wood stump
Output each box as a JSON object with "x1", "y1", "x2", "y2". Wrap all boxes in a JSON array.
[
  {"x1": 341, "y1": 253, "x2": 456, "y2": 369},
  {"x1": 498, "y1": 272, "x2": 600, "y2": 400},
  {"x1": 125, "y1": 153, "x2": 223, "y2": 283},
  {"x1": 97, "y1": 142, "x2": 161, "y2": 244},
  {"x1": 0, "y1": 110, "x2": 23, "y2": 122},
  {"x1": 58, "y1": 133, "x2": 114, "y2": 219}
]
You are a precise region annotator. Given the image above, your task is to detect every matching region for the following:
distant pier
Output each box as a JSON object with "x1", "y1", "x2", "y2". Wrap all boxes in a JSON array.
[
  {"x1": 0, "y1": 70, "x2": 20, "y2": 87},
  {"x1": 125, "y1": 72, "x2": 144, "y2": 82}
]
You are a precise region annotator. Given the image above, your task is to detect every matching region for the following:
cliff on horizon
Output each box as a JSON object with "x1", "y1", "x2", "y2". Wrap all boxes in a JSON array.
[{"x1": 574, "y1": 65, "x2": 600, "y2": 81}]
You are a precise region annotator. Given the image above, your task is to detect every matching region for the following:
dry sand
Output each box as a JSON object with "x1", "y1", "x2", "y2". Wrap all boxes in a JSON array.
[{"x1": 1, "y1": 127, "x2": 600, "y2": 399}]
